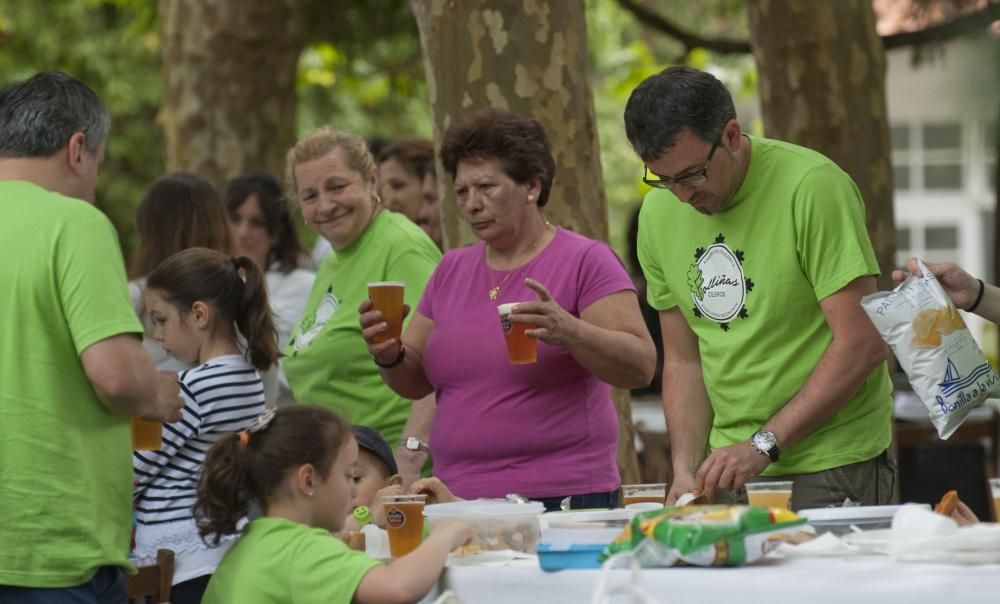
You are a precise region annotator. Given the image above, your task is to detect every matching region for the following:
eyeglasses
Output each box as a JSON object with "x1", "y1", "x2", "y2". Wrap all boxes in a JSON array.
[{"x1": 642, "y1": 142, "x2": 718, "y2": 190}]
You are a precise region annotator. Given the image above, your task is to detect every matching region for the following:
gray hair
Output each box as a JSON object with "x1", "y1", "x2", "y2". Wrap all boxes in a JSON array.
[
  {"x1": 624, "y1": 66, "x2": 736, "y2": 163},
  {"x1": 0, "y1": 71, "x2": 110, "y2": 158}
]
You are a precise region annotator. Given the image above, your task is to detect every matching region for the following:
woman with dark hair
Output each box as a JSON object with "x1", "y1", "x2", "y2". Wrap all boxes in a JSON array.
[
  {"x1": 129, "y1": 172, "x2": 233, "y2": 372},
  {"x1": 225, "y1": 172, "x2": 315, "y2": 405},
  {"x1": 377, "y1": 137, "x2": 434, "y2": 223},
  {"x1": 360, "y1": 109, "x2": 656, "y2": 510}
]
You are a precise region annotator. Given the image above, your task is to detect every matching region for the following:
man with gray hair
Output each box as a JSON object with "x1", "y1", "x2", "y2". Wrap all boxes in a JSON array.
[
  {"x1": 626, "y1": 66, "x2": 895, "y2": 510},
  {"x1": 0, "y1": 72, "x2": 182, "y2": 602}
]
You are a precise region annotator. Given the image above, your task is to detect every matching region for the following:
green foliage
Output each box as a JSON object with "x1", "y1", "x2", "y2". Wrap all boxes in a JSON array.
[
  {"x1": 586, "y1": 0, "x2": 756, "y2": 264},
  {"x1": 0, "y1": 0, "x2": 163, "y2": 256}
]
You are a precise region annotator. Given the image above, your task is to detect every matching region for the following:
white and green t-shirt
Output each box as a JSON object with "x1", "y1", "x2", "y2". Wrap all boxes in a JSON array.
[
  {"x1": 283, "y1": 210, "x2": 440, "y2": 448},
  {"x1": 637, "y1": 134, "x2": 893, "y2": 475}
]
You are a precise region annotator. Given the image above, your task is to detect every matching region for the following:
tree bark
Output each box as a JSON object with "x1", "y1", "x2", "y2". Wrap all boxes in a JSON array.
[
  {"x1": 411, "y1": 0, "x2": 642, "y2": 485},
  {"x1": 747, "y1": 0, "x2": 896, "y2": 289},
  {"x1": 159, "y1": 0, "x2": 305, "y2": 189}
]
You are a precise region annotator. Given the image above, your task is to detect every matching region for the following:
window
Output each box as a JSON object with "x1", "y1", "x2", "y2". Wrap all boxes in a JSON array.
[
  {"x1": 894, "y1": 223, "x2": 960, "y2": 266},
  {"x1": 922, "y1": 123, "x2": 962, "y2": 190},
  {"x1": 890, "y1": 121, "x2": 964, "y2": 192}
]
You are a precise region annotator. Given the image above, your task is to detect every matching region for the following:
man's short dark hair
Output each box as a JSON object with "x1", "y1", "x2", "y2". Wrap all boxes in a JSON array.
[
  {"x1": 0, "y1": 71, "x2": 110, "y2": 158},
  {"x1": 624, "y1": 66, "x2": 736, "y2": 163}
]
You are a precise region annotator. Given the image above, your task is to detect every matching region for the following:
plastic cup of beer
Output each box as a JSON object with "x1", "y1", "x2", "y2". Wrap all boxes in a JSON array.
[
  {"x1": 368, "y1": 281, "x2": 405, "y2": 344},
  {"x1": 131, "y1": 418, "x2": 162, "y2": 450},
  {"x1": 746, "y1": 480, "x2": 793, "y2": 510},
  {"x1": 990, "y1": 478, "x2": 1000, "y2": 522},
  {"x1": 497, "y1": 303, "x2": 537, "y2": 365},
  {"x1": 621, "y1": 483, "x2": 666, "y2": 506},
  {"x1": 383, "y1": 494, "x2": 426, "y2": 558}
]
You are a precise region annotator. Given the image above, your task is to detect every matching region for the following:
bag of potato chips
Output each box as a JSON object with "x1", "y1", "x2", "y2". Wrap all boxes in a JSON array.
[
  {"x1": 861, "y1": 258, "x2": 999, "y2": 438},
  {"x1": 599, "y1": 505, "x2": 805, "y2": 567}
]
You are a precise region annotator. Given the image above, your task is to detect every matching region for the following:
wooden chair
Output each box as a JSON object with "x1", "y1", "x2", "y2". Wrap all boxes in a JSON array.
[{"x1": 127, "y1": 548, "x2": 174, "y2": 604}]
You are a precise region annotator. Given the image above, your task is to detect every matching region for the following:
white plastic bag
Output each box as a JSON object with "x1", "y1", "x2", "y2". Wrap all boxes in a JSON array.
[
  {"x1": 592, "y1": 552, "x2": 661, "y2": 604},
  {"x1": 861, "y1": 258, "x2": 999, "y2": 438}
]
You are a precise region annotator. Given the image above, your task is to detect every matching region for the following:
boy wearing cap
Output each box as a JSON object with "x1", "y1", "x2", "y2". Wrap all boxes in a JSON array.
[{"x1": 351, "y1": 425, "x2": 403, "y2": 515}]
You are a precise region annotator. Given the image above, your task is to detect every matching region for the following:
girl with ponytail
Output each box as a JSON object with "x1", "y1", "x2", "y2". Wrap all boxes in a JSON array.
[
  {"x1": 133, "y1": 247, "x2": 279, "y2": 603},
  {"x1": 195, "y1": 405, "x2": 474, "y2": 604}
]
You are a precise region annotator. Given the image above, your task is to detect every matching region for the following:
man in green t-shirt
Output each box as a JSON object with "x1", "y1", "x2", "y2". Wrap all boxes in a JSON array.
[
  {"x1": 0, "y1": 72, "x2": 182, "y2": 602},
  {"x1": 624, "y1": 66, "x2": 895, "y2": 510}
]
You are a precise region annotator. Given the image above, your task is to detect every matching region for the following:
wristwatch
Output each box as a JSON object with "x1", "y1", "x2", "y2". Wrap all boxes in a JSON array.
[
  {"x1": 750, "y1": 430, "x2": 780, "y2": 462},
  {"x1": 400, "y1": 436, "x2": 430, "y2": 454}
]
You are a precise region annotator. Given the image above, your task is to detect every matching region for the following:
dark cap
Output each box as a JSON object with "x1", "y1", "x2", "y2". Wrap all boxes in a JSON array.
[{"x1": 352, "y1": 425, "x2": 398, "y2": 477}]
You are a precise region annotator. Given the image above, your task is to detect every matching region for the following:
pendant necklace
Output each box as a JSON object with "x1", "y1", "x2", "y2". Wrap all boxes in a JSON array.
[{"x1": 486, "y1": 222, "x2": 552, "y2": 301}]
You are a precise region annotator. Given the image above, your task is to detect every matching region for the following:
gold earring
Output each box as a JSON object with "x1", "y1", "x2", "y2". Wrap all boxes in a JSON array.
[{"x1": 528, "y1": 194, "x2": 534, "y2": 201}]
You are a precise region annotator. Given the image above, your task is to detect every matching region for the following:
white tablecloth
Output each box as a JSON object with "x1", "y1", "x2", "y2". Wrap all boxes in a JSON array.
[{"x1": 429, "y1": 555, "x2": 1000, "y2": 604}]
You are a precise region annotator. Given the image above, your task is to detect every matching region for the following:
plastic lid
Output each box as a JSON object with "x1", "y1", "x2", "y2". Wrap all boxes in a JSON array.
[
  {"x1": 798, "y1": 504, "x2": 927, "y2": 522},
  {"x1": 353, "y1": 506, "x2": 372, "y2": 526},
  {"x1": 424, "y1": 499, "x2": 544, "y2": 518}
]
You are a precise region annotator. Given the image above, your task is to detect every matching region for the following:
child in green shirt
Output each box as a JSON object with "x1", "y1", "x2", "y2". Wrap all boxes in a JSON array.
[{"x1": 196, "y1": 406, "x2": 472, "y2": 604}]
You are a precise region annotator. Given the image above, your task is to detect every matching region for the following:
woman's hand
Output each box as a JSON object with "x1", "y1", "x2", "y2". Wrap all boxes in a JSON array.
[
  {"x1": 508, "y1": 278, "x2": 579, "y2": 347},
  {"x1": 359, "y1": 298, "x2": 409, "y2": 365},
  {"x1": 891, "y1": 257, "x2": 980, "y2": 310}
]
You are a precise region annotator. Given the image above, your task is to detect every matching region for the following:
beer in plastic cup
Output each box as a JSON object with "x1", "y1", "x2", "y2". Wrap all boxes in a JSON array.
[
  {"x1": 990, "y1": 478, "x2": 1000, "y2": 522},
  {"x1": 368, "y1": 281, "x2": 405, "y2": 344},
  {"x1": 621, "y1": 483, "x2": 666, "y2": 506},
  {"x1": 746, "y1": 480, "x2": 793, "y2": 510},
  {"x1": 131, "y1": 418, "x2": 162, "y2": 450},
  {"x1": 497, "y1": 303, "x2": 537, "y2": 365},
  {"x1": 383, "y1": 494, "x2": 426, "y2": 558}
]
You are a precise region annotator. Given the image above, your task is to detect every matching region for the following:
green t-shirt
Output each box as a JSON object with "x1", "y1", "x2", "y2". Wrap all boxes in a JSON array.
[
  {"x1": 203, "y1": 517, "x2": 380, "y2": 604},
  {"x1": 637, "y1": 135, "x2": 892, "y2": 475},
  {"x1": 284, "y1": 210, "x2": 440, "y2": 447},
  {"x1": 0, "y1": 180, "x2": 143, "y2": 587}
]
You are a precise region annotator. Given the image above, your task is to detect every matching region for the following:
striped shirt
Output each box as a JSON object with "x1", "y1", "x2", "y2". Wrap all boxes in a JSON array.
[{"x1": 134, "y1": 355, "x2": 265, "y2": 526}]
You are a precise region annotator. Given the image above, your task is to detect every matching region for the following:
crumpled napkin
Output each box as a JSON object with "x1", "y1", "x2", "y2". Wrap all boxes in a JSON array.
[
  {"x1": 776, "y1": 532, "x2": 863, "y2": 557},
  {"x1": 889, "y1": 503, "x2": 1000, "y2": 564}
]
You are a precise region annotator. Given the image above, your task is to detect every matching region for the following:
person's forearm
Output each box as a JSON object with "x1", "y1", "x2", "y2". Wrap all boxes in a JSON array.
[
  {"x1": 91, "y1": 351, "x2": 158, "y2": 417},
  {"x1": 663, "y1": 364, "x2": 713, "y2": 476},
  {"x1": 378, "y1": 344, "x2": 435, "y2": 400},
  {"x1": 765, "y1": 336, "x2": 887, "y2": 450},
  {"x1": 973, "y1": 283, "x2": 1000, "y2": 324},
  {"x1": 395, "y1": 393, "x2": 436, "y2": 487},
  {"x1": 564, "y1": 319, "x2": 656, "y2": 389},
  {"x1": 382, "y1": 530, "x2": 453, "y2": 600}
]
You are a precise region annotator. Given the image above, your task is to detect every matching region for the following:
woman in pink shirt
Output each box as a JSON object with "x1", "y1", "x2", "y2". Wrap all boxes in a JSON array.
[{"x1": 360, "y1": 109, "x2": 656, "y2": 510}]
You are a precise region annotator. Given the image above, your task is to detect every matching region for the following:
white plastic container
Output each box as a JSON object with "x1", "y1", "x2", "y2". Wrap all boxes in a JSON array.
[
  {"x1": 424, "y1": 499, "x2": 544, "y2": 553},
  {"x1": 799, "y1": 504, "x2": 931, "y2": 535}
]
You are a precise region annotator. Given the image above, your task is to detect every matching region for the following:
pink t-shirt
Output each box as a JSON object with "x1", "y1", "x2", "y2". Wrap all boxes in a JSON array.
[{"x1": 417, "y1": 228, "x2": 634, "y2": 499}]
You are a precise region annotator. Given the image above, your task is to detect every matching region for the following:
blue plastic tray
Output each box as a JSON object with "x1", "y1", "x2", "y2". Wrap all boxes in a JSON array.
[{"x1": 537, "y1": 543, "x2": 607, "y2": 570}]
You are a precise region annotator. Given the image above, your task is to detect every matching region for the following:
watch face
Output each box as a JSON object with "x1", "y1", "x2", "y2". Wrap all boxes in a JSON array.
[{"x1": 753, "y1": 431, "x2": 776, "y2": 451}]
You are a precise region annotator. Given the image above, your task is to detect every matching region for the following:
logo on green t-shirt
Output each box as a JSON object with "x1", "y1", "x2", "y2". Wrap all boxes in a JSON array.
[
  {"x1": 290, "y1": 287, "x2": 341, "y2": 354},
  {"x1": 689, "y1": 233, "x2": 754, "y2": 331}
]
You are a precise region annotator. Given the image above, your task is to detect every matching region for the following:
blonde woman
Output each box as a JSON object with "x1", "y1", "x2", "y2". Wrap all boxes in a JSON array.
[{"x1": 282, "y1": 128, "x2": 441, "y2": 483}]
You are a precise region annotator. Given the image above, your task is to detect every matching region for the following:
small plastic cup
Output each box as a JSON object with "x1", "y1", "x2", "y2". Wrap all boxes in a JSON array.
[
  {"x1": 497, "y1": 303, "x2": 537, "y2": 364},
  {"x1": 746, "y1": 480, "x2": 793, "y2": 510},
  {"x1": 131, "y1": 418, "x2": 162, "y2": 450},
  {"x1": 621, "y1": 483, "x2": 666, "y2": 506},
  {"x1": 368, "y1": 281, "x2": 405, "y2": 344},
  {"x1": 382, "y1": 494, "x2": 426, "y2": 558}
]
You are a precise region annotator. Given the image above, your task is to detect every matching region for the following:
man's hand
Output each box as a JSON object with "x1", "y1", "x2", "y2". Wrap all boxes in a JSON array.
[
  {"x1": 695, "y1": 442, "x2": 770, "y2": 494},
  {"x1": 665, "y1": 471, "x2": 699, "y2": 505},
  {"x1": 149, "y1": 371, "x2": 183, "y2": 422}
]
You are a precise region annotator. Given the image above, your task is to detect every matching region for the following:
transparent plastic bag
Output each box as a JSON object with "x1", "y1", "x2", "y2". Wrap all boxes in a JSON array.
[{"x1": 861, "y1": 258, "x2": 999, "y2": 438}]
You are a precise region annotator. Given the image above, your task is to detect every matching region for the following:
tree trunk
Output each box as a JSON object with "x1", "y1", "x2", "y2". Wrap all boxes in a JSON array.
[
  {"x1": 746, "y1": 0, "x2": 896, "y2": 290},
  {"x1": 159, "y1": 0, "x2": 305, "y2": 189},
  {"x1": 411, "y1": 0, "x2": 641, "y2": 485}
]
